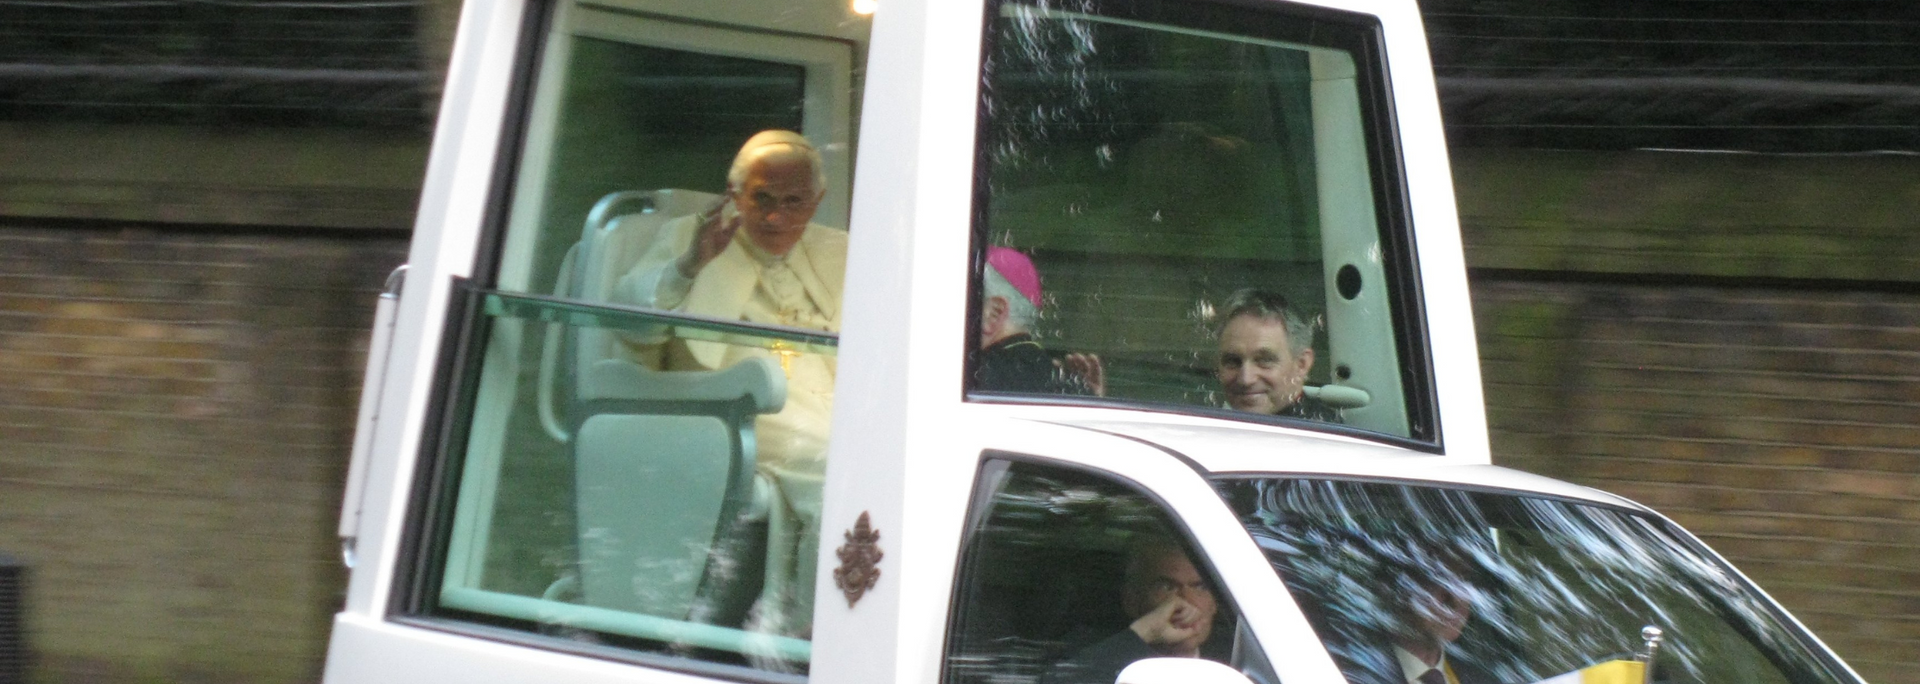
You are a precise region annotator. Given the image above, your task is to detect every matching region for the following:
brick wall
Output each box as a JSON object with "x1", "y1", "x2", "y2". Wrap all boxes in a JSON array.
[
  {"x1": 0, "y1": 2, "x2": 442, "y2": 680},
  {"x1": 1453, "y1": 149, "x2": 1920, "y2": 280},
  {"x1": 1462, "y1": 145, "x2": 1920, "y2": 684},
  {"x1": 1475, "y1": 281, "x2": 1920, "y2": 683},
  {"x1": 0, "y1": 222, "x2": 406, "y2": 683}
]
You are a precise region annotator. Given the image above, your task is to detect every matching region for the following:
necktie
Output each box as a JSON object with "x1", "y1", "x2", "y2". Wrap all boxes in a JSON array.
[{"x1": 1418, "y1": 667, "x2": 1448, "y2": 684}]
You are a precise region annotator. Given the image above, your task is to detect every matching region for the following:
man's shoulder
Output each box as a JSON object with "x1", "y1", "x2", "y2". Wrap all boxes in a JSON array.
[
  {"x1": 976, "y1": 336, "x2": 1079, "y2": 395},
  {"x1": 1451, "y1": 657, "x2": 1500, "y2": 684},
  {"x1": 1044, "y1": 630, "x2": 1155, "y2": 684},
  {"x1": 799, "y1": 222, "x2": 849, "y2": 281},
  {"x1": 802, "y1": 221, "x2": 849, "y2": 248}
]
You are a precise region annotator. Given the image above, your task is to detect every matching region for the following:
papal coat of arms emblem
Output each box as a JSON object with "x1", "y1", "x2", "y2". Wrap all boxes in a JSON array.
[{"x1": 832, "y1": 511, "x2": 884, "y2": 607}]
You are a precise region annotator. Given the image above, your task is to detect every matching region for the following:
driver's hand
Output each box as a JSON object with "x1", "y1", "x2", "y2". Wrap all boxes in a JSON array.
[{"x1": 1129, "y1": 595, "x2": 1206, "y2": 649}]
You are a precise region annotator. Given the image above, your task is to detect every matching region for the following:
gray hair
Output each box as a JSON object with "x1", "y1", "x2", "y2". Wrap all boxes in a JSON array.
[
  {"x1": 1220, "y1": 288, "x2": 1314, "y2": 357},
  {"x1": 984, "y1": 266, "x2": 1039, "y2": 332},
  {"x1": 727, "y1": 129, "x2": 827, "y2": 192}
]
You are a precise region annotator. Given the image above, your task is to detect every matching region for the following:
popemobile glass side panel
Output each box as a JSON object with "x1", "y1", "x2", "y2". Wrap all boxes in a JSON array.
[
  {"x1": 384, "y1": 0, "x2": 870, "y2": 678},
  {"x1": 964, "y1": 0, "x2": 1432, "y2": 444}
]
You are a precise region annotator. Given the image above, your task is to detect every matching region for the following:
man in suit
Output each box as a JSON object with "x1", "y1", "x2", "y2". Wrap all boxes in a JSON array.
[
  {"x1": 1386, "y1": 551, "x2": 1498, "y2": 684},
  {"x1": 614, "y1": 130, "x2": 844, "y2": 642}
]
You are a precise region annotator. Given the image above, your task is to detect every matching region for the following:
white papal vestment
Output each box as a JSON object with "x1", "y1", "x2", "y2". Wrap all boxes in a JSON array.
[{"x1": 614, "y1": 214, "x2": 846, "y2": 646}]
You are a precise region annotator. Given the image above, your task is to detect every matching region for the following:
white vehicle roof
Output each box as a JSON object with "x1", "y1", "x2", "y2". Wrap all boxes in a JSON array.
[{"x1": 981, "y1": 404, "x2": 1641, "y2": 510}]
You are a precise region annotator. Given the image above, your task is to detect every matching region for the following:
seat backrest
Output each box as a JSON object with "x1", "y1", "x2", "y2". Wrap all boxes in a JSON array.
[
  {"x1": 571, "y1": 357, "x2": 785, "y2": 620},
  {"x1": 537, "y1": 189, "x2": 726, "y2": 443},
  {"x1": 574, "y1": 189, "x2": 723, "y2": 373}
]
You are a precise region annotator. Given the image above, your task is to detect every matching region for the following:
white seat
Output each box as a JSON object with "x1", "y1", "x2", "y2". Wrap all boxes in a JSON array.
[
  {"x1": 537, "y1": 189, "x2": 792, "y2": 628},
  {"x1": 539, "y1": 189, "x2": 725, "y2": 442},
  {"x1": 573, "y1": 189, "x2": 723, "y2": 374},
  {"x1": 572, "y1": 357, "x2": 785, "y2": 619}
]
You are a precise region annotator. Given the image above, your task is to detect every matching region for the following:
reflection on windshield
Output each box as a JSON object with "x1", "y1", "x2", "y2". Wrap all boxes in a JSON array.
[{"x1": 1216, "y1": 479, "x2": 1847, "y2": 684}]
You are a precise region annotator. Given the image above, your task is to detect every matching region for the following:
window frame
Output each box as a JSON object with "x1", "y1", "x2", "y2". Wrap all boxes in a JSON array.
[
  {"x1": 960, "y1": 0, "x2": 1439, "y2": 451},
  {"x1": 493, "y1": 1, "x2": 859, "y2": 292},
  {"x1": 393, "y1": 279, "x2": 818, "y2": 684},
  {"x1": 387, "y1": 0, "x2": 860, "y2": 679},
  {"x1": 940, "y1": 452, "x2": 1285, "y2": 684}
]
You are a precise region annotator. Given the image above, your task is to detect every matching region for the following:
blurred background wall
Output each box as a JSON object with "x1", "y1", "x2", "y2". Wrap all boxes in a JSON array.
[
  {"x1": 0, "y1": 0, "x2": 1912, "y2": 682},
  {"x1": 0, "y1": 1, "x2": 452, "y2": 681},
  {"x1": 1425, "y1": 1, "x2": 1920, "y2": 681}
]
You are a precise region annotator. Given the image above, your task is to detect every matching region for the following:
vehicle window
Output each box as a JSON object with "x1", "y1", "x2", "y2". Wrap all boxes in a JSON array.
[
  {"x1": 411, "y1": 0, "x2": 867, "y2": 676},
  {"x1": 1215, "y1": 479, "x2": 1851, "y2": 684},
  {"x1": 943, "y1": 459, "x2": 1275, "y2": 684},
  {"x1": 966, "y1": 0, "x2": 1426, "y2": 441}
]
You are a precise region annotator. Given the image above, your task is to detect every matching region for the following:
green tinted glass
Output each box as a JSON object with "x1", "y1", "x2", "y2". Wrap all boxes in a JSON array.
[
  {"x1": 438, "y1": 292, "x2": 835, "y2": 671},
  {"x1": 416, "y1": 2, "x2": 867, "y2": 674},
  {"x1": 1221, "y1": 479, "x2": 1851, "y2": 684},
  {"x1": 970, "y1": 0, "x2": 1421, "y2": 440}
]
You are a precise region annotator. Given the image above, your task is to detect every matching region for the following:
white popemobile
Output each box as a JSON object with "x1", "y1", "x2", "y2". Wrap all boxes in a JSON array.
[{"x1": 323, "y1": 0, "x2": 1872, "y2": 683}]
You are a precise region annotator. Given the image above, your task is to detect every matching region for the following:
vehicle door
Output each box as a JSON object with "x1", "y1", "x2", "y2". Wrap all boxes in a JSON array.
[
  {"x1": 812, "y1": 0, "x2": 1476, "y2": 676},
  {"x1": 936, "y1": 418, "x2": 1350, "y2": 684},
  {"x1": 326, "y1": 0, "x2": 867, "y2": 682}
]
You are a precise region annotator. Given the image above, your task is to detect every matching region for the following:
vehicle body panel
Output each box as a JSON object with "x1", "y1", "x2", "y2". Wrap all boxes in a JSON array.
[{"x1": 319, "y1": 0, "x2": 1865, "y2": 681}]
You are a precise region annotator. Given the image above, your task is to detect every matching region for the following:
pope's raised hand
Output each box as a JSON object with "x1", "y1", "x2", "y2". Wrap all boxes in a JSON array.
[
  {"x1": 1129, "y1": 594, "x2": 1205, "y2": 651},
  {"x1": 676, "y1": 195, "x2": 741, "y2": 279}
]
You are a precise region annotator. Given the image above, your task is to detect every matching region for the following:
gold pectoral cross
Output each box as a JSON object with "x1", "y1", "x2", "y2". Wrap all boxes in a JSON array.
[{"x1": 770, "y1": 341, "x2": 797, "y2": 377}]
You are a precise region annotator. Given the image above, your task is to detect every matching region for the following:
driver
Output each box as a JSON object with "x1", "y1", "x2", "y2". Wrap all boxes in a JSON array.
[{"x1": 1044, "y1": 536, "x2": 1229, "y2": 684}]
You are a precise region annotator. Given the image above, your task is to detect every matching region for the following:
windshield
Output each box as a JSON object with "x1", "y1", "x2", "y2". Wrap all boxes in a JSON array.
[{"x1": 1215, "y1": 479, "x2": 1853, "y2": 684}]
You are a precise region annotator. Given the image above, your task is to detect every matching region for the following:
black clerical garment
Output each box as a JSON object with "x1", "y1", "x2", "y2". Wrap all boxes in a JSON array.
[
  {"x1": 1041, "y1": 627, "x2": 1234, "y2": 684},
  {"x1": 1278, "y1": 394, "x2": 1343, "y2": 423},
  {"x1": 973, "y1": 333, "x2": 1092, "y2": 395}
]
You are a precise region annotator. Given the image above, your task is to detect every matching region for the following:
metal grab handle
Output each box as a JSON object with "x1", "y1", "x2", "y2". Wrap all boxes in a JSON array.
[
  {"x1": 535, "y1": 244, "x2": 581, "y2": 444},
  {"x1": 339, "y1": 265, "x2": 408, "y2": 568},
  {"x1": 1304, "y1": 384, "x2": 1370, "y2": 408}
]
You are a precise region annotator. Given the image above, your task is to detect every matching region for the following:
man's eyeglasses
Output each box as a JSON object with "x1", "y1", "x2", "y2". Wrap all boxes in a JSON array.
[{"x1": 745, "y1": 191, "x2": 820, "y2": 212}]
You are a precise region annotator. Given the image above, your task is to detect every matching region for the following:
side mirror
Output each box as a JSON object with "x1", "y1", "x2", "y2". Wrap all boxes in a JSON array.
[{"x1": 1116, "y1": 658, "x2": 1257, "y2": 684}]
